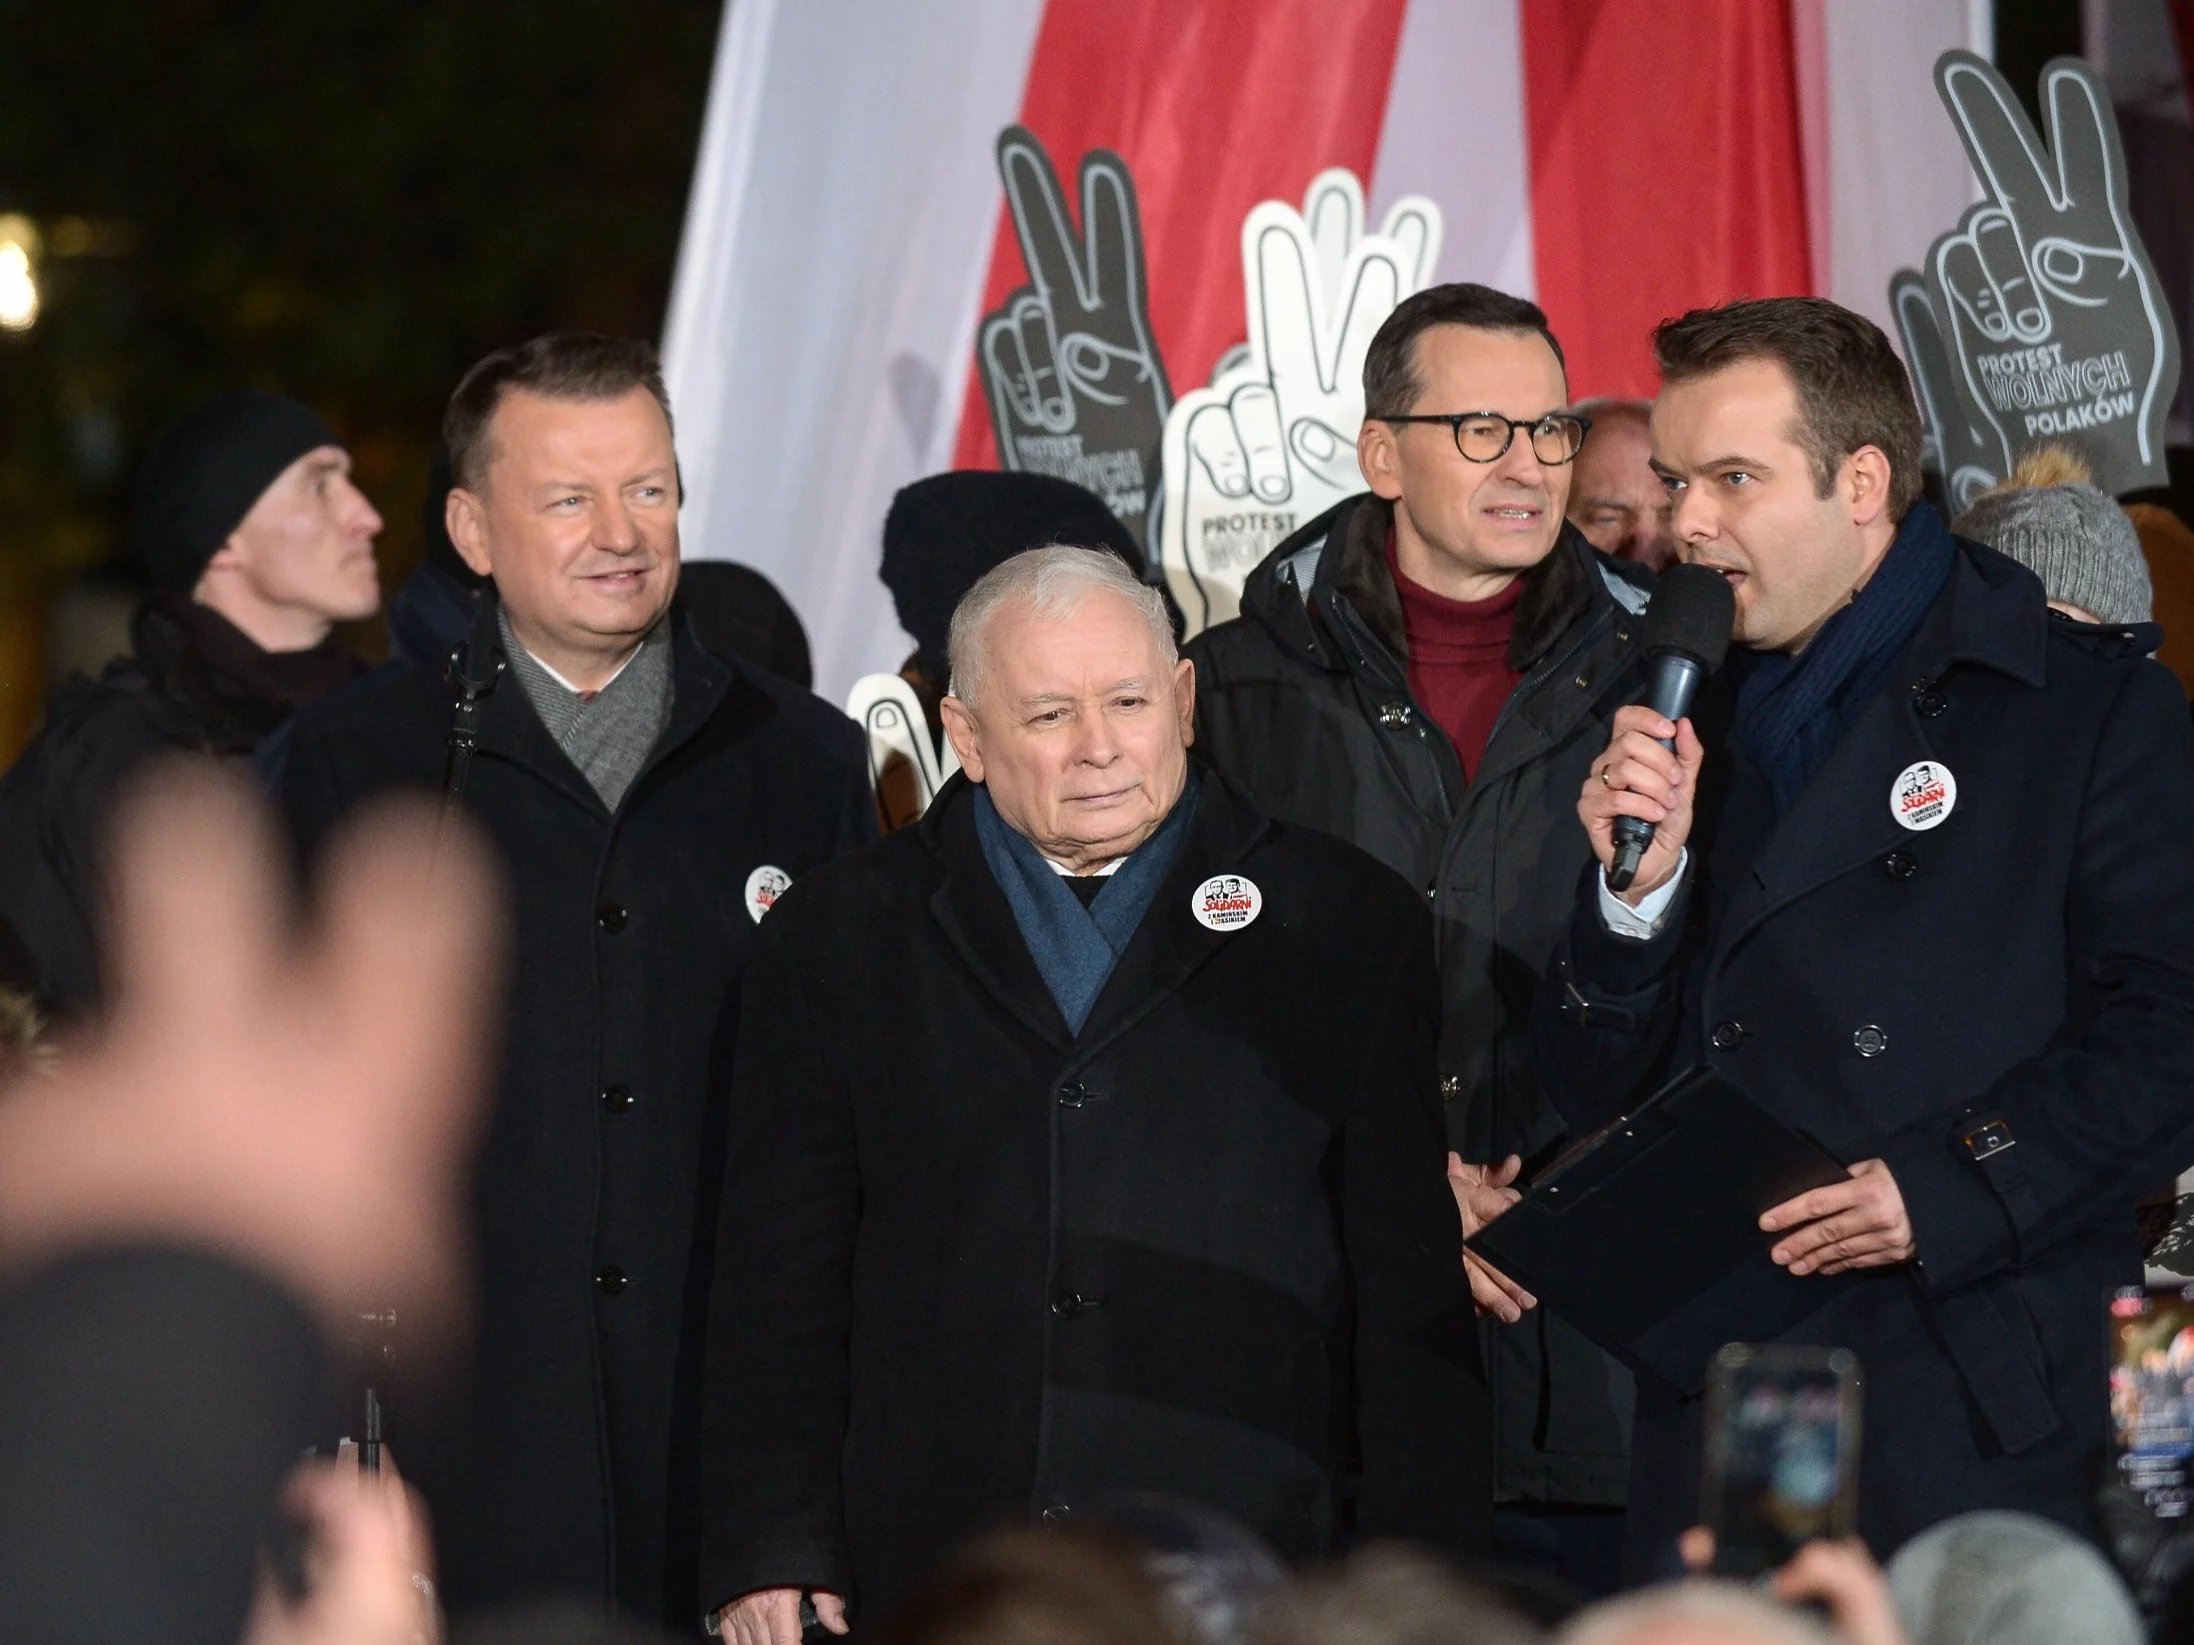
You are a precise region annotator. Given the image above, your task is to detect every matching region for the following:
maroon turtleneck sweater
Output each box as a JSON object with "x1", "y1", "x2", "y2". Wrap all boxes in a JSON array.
[{"x1": 1388, "y1": 529, "x2": 1525, "y2": 781}]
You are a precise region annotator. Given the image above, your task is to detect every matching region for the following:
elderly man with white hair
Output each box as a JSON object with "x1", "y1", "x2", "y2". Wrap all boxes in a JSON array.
[{"x1": 698, "y1": 545, "x2": 1489, "y2": 1643}]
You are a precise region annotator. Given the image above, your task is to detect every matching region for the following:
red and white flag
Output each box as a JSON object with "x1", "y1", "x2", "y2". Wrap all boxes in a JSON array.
[{"x1": 665, "y1": 0, "x2": 1990, "y2": 696}]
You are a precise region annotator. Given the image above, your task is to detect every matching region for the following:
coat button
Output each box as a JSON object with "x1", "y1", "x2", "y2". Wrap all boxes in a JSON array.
[
  {"x1": 595, "y1": 1266, "x2": 627, "y2": 1295},
  {"x1": 1377, "y1": 701, "x2": 1413, "y2": 728},
  {"x1": 601, "y1": 1083, "x2": 635, "y2": 1112},
  {"x1": 1710, "y1": 1020, "x2": 1746, "y2": 1051},
  {"x1": 1574, "y1": 673, "x2": 1590, "y2": 689},
  {"x1": 1911, "y1": 683, "x2": 1948, "y2": 717},
  {"x1": 1439, "y1": 1074, "x2": 1462, "y2": 1103},
  {"x1": 596, "y1": 903, "x2": 628, "y2": 933},
  {"x1": 1039, "y1": 1504, "x2": 1072, "y2": 1524},
  {"x1": 1049, "y1": 1289, "x2": 1086, "y2": 1318},
  {"x1": 1853, "y1": 1024, "x2": 1889, "y2": 1058},
  {"x1": 1884, "y1": 850, "x2": 1917, "y2": 880},
  {"x1": 1056, "y1": 1081, "x2": 1091, "y2": 1108}
]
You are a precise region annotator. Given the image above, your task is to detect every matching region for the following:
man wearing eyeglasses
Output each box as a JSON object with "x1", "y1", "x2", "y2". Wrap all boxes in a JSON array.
[{"x1": 1187, "y1": 283, "x2": 1652, "y2": 1595}]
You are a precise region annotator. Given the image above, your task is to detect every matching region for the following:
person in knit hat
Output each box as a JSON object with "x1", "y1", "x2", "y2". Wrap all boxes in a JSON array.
[
  {"x1": 1951, "y1": 445, "x2": 2153, "y2": 627},
  {"x1": 881, "y1": 471, "x2": 1146, "y2": 731},
  {"x1": 0, "y1": 389, "x2": 381, "y2": 1019}
]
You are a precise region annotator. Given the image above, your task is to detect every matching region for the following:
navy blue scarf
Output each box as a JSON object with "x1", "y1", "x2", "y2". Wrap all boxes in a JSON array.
[
  {"x1": 1734, "y1": 501, "x2": 1955, "y2": 815},
  {"x1": 973, "y1": 768, "x2": 1199, "y2": 1035}
]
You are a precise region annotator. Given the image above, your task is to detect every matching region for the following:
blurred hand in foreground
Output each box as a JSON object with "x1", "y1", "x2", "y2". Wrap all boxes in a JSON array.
[
  {"x1": 1678, "y1": 1526, "x2": 1908, "y2": 1645},
  {"x1": 0, "y1": 762, "x2": 500, "y2": 1357},
  {"x1": 245, "y1": 1442, "x2": 440, "y2": 1645}
]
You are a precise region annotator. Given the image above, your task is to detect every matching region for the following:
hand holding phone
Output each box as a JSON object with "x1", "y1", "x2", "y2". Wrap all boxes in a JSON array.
[{"x1": 1702, "y1": 1343, "x2": 1864, "y2": 1577}]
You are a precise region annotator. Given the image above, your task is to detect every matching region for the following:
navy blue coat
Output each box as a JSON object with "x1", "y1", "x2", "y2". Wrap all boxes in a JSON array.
[
  {"x1": 279, "y1": 601, "x2": 873, "y2": 1625},
  {"x1": 1533, "y1": 537, "x2": 2194, "y2": 1570}
]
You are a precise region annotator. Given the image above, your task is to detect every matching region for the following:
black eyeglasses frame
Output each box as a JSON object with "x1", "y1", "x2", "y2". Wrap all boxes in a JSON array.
[{"x1": 1378, "y1": 410, "x2": 1592, "y2": 465}]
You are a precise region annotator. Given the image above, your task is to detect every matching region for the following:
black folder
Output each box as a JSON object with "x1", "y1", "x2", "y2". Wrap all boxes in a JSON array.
[{"x1": 1467, "y1": 1065, "x2": 1858, "y2": 1394}]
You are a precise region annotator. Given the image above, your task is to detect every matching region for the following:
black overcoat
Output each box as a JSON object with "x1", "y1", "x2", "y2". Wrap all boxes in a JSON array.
[
  {"x1": 278, "y1": 600, "x2": 873, "y2": 1624},
  {"x1": 1190, "y1": 494, "x2": 1652, "y2": 1504},
  {"x1": 699, "y1": 769, "x2": 1489, "y2": 1623},
  {"x1": 1532, "y1": 537, "x2": 2194, "y2": 1570}
]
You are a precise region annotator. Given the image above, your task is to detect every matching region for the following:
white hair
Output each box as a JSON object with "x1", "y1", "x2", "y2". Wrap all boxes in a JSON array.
[
  {"x1": 947, "y1": 544, "x2": 1176, "y2": 707},
  {"x1": 1556, "y1": 1580, "x2": 1837, "y2": 1645}
]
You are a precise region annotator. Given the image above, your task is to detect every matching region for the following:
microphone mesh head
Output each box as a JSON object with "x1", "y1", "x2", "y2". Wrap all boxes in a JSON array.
[{"x1": 1641, "y1": 562, "x2": 1736, "y2": 671}]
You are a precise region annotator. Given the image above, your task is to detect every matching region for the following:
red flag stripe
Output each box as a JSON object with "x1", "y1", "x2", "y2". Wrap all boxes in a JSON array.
[
  {"x1": 1521, "y1": 0, "x2": 1815, "y2": 399},
  {"x1": 949, "y1": 0, "x2": 1412, "y2": 476}
]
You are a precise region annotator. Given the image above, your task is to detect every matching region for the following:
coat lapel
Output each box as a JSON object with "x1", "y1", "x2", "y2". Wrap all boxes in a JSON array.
[
  {"x1": 1716, "y1": 542, "x2": 2047, "y2": 954},
  {"x1": 1716, "y1": 678, "x2": 1938, "y2": 950},
  {"x1": 923, "y1": 778, "x2": 1075, "y2": 1050},
  {"x1": 1069, "y1": 770, "x2": 1276, "y2": 1064}
]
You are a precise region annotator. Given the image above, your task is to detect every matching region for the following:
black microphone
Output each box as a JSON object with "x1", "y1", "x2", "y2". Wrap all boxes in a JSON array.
[{"x1": 1607, "y1": 563, "x2": 1735, "y2": 893}]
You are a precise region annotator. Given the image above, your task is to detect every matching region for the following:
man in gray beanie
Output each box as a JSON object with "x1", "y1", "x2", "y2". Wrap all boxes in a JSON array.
[
  {"x1": 0, "y1": 389, "x2": 382, "y2": 1019},
  {"x1": 1952, "y1": 448, "x2": 2154, "y2": 627}
]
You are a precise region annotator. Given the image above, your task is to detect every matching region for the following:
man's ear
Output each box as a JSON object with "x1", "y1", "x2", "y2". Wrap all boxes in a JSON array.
[
  {"x1": 1844, "y1": 445, "x2": 1895, "y2": 530},
  {"x1": 1358, "y1": 419, "x2": 1405, "y2": 501},
  {"x1": 939, "y1": 695, "x2": 985, "y2": 784},
  {"x1": 446, "y1": 489, "x2": 495, "y2": 578},
  {"x1": 1174, "y1": 655, "x2": 1196, "y2": 748},
  {"x1": 188, "y1": 536, "x2": 249, "y2": 603}
]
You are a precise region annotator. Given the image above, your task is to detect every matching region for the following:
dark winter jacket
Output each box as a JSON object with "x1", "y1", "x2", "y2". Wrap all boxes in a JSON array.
[
  {"x1": 0, "y1": 595, "x2": 364, "y2": 1018},
  {"x1": 277, "y1": 595, "x2": 873, "y2": 1627},
  {"x1": 1187, "y1": 494, "x2": 1650, "y2": 1506},
  {"x1": 699, "y1": 769, "x2": 1488, "y2": 1623},
  {"x1": 1534, "y1": 534, "x2": 2194, "y2": 1570}
]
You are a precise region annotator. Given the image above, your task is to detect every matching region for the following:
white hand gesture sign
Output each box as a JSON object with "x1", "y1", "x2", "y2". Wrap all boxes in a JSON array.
[
  {"x1": 1158, "y1": 171, "x2": 1442, "y2": 635},
  {"x1": 1894, "y1": 52, "x2": 2179, "y2": 504},
  {"x1": 846, "y1": 672, "x2": 958, "y2": 831},
  {"x1": 979, "y1": 126, "x2": 1172, "y2": 551}
]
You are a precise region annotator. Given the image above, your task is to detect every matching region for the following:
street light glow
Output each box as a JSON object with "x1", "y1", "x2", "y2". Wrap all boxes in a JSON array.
[{"x1": 0, "y1": 216, "x2": 40, "y2": 331}]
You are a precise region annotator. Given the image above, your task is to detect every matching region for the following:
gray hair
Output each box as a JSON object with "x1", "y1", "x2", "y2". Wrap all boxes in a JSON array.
[
  {"x1": 1556, "y1": 1581, "x2": 1835, "y2": 1645},
  {"x1": 1252, "y1": 1547, "x2": 1539, "y2": 1645},
  {"x1": 947, "y1": 544, "x2": 1176, "y2": 707}
]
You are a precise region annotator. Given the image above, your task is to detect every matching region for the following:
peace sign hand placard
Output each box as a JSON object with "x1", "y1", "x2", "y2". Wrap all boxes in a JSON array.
[
  {"x1": 979, "y1": 127, "x2": 1173, "y2": 552},
  {"x1": 1158, "y1": 171, "x2": 1442, "y2": 636},
  {"x1": 1906, "y1": 52, "x2": 2179, "y2": 500}
]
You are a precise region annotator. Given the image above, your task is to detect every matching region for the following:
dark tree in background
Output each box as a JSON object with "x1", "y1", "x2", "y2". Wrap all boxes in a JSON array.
[{"x1": 0, "y1": 0, "x2": 721, "y2": 758}]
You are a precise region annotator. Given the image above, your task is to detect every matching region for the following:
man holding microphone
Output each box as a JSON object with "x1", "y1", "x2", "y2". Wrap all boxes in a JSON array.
[{"x1": 1534, "y1": 296, "x2": 2194, "y2": 1573}]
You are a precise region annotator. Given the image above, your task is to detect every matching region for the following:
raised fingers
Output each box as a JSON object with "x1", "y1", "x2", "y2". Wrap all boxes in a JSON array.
[
  {"x1": 1938, "y1": 51, "x2": 2056, "y2": 219},
  {"x1": 1248, "y1": 211, "x2": 1327, "y2": 406},
  {"x1": 997, "y1": 127, "x2": 1085, "y2": 307},
  {"x1": 1079, "y1": 150, "x2": 1148, "y2": 323},
  {"x1": 311, "y1": 797, "x2": 500, "y2": 1157},
  {"x1": 2040, "y1": 59, "x2": 2120, "y2": 217},
  {"x1": 105, "y1": 761, "x2": 285, "y2": 1045}
]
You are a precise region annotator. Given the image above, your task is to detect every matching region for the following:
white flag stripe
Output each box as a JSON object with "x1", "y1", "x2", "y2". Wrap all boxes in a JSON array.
[
  {"x1": 1368, "y1": 0, "x2": 1535, "y2": 298},
  {"x1": 662, "y1": 0, "x2": 1047, "y2": 700}
]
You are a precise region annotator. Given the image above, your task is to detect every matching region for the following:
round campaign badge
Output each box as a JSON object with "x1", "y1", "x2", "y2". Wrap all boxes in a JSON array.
[
  {"x1": 744, "y1": 864, "x2": 791, "y2": 923},
  {"x1": 1889, "y1": 761, "x2": 1957, "y2": 832},
  {"x1": 1191, "y1": 873, "x2": 1262, "y2": 932}
]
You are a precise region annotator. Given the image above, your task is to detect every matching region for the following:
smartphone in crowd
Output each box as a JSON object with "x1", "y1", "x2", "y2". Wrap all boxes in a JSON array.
[
  {"x1": 1701, "y1": 1342, "x2": 1863, "y2": 1576},
  {"x1": 2109, "y1": 1284, "x2": 2194, "y2": 1518}
]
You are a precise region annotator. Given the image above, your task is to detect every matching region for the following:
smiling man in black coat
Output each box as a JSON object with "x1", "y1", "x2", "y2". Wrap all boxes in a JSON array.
[
  {"x1": 278, "y1": 334, "x2": 873, "y2": 1628},
  {"x1": 702, "y1": 547, "x2": 1486, "y2": 1644},
  {"x1": 1532, "y1": 297, "x2": 2194, "y2": 1575}
]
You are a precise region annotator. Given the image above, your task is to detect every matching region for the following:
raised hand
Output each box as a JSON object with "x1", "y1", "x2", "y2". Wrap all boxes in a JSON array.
[
  {"x1": 0, "y1": 764, "x2": 498, "y2": 1358},
  {"x1": 1159, "y1": 171, "x2": 1443, "y2": 635},
  {"x1": 979, "y1": 127, "x2": 1172, "y2": 552},
  {"x1": 1920, "y1": 52, "x2": 2179, "y2": 497}
]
